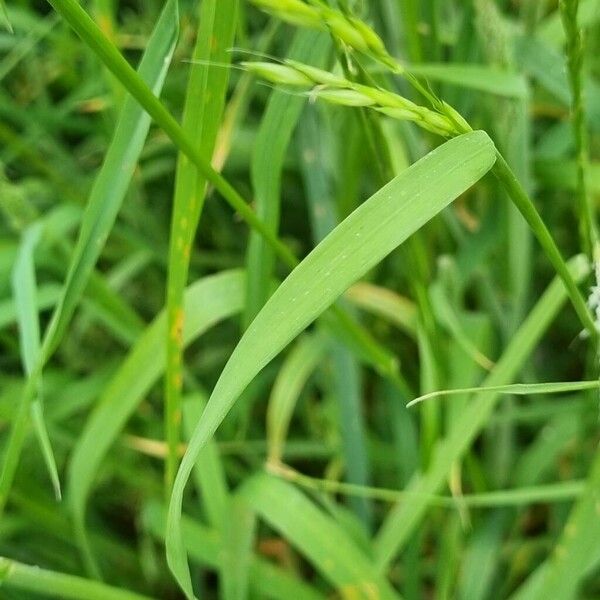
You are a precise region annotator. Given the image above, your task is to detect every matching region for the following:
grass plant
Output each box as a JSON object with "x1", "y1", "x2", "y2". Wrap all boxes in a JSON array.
[{"x1": 2, "y1": 1, "x2": 600, "y2": 599}]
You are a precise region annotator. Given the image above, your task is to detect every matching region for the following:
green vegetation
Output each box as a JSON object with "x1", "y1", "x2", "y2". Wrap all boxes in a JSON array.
[{"x1": 1, "y1": 0, "x2": 600, "y2": 598}]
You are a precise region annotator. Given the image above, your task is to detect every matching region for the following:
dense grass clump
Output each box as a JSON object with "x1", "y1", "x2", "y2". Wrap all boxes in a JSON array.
[{"x1": 1, "y1": 0, "x2": 600, "y2": 598}]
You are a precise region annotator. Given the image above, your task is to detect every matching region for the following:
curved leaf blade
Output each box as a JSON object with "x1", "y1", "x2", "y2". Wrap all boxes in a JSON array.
[{"x1": 167, "y1": 130, "x2": 497, "y2": 598}]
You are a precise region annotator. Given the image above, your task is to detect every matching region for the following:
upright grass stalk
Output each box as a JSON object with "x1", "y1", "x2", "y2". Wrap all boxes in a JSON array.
[
  {"x1": 45, "y1": 0, "x2": 298, "y2": 271},
  {"x1": 164, "y1": 0, "x2": 238, "y2": 494},
  {"x1": 560, "y1": 0, "x2": 598, "y2": 258},
  {"x1": 491, "y1": 151, "x2": 596, "y2": 341}
]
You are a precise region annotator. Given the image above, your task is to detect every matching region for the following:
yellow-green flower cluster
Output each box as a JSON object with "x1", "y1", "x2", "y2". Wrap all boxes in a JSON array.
[
  {"x1": 250, "y1": 0, "x2": 399, "y2": 72},
  {"x1": 243, "y1": 60, "x2": 471, "y2": 137}
]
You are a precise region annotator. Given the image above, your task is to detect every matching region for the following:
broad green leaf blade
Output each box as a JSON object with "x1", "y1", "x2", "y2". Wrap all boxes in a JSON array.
[
  {"x1": 244, "y1": 30, "x2": 329, "y2": 326},
  {"x1": 165, "y1": 0, "x2": 238, "y2": 491},
  {"x1": 68, "y1": 270, "x2": 246, "y2": 576},
  {"x1": 239, "y1": 473, "x2": 401, "y2": 599},
  {"x1": 11, "y1": 223, "x2": 61, "y2": 500},
  {"x1": 167, "y1": 130, "x2": 497, "y2": 598},
  {"x1": 373, "y1": 255, "x2": 591, "y2": 570},
  {"x1": 42, "y1": 0, "x2": 178, "y2": 360},
  {"x1": 266, "y1": 334, "x2": 327, "y2": 463},
  {"x1": 407, "y1": 380, "x2": 599, "y2": 408}
]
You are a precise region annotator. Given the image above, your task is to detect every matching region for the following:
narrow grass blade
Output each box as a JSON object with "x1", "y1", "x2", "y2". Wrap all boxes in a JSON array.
[
  {"x1": 458, "y1": 513, "x2": 506, "y2": 600},
  {"x1": 166, "y1": 131, "x2": 497, "y2": 597},
  {"x1": 0, "y1": 557, "x2": 155, "y2": 600},
  {"x1": 244, "y1": 30, "x2": 329, "y2": 326},
  {"x1": 345, "y1": 282, "x2": 418, "y2": 338},
  {"x1": 407, "y1": 380, "x2": 599, "y2": 408},
  {"x1": 492, "y1": 152, "x2": 596, "y2": 340},
  {"x1": 0, "y1": 0, "x2": 179, "y2": 521},
  {"x1": 11, "y1": 225, "x2": 43, "y2": 375},
  {"x1": 11, "y1": 223, "x2": 61, "y2": 500},
  {"x1": 374, "y1": 254, "x2": 591, "y2": 569},
  {"x1": 430, "y1": 282, "x2": 494, "y2": 370},
  {"x1": 534, "y1": 160, "x2": 600, "y2": 193},
  {"x1": 68, "y1": 271, "x2": 246, "y2": 577},
  {"x1": 267, "y1": 334, "x2": 326, "y2": 463},
  {"x1": 220, "y1": 494, "x2": 256, "y2": 600},
  {"x1": 513, "y1": 413, "x2": 579, "y2": 487},
  {"x1": 272, "y1": 465, "x2": 584, "y2": 508},
  {"x1": 331, "y1": 340, "x2": 373, "y2": 526},
  {"x1": 42, "y1": 0, "x2": 178, "y2": 361},
  {"x1": 240, "y1": 473, "x2": 401, "y2": 599},
  {"x1": 182, "y1": 395, "x2": 228, "y2": 530},
  {"x1": 165, "y1": 0, "x2": 238, "y2": 492},
  {"x1": 0, "y1": 0, "x2": 12, "y2": 32}
]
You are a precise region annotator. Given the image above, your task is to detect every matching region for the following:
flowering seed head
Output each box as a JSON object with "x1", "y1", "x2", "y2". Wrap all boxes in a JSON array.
[
  {"x1": 251, "y1": 0, "x2": 321, "y2": 28},
  {"x1": 353, "y1": 84, "x2": 418, "y2": 112},
  {"x1": 241, "y1": 61, "x2": 313, "y2": 86},
  {"x1": 374, "y1": 106, "x2": 422, "y2": 122},
  {"x1": 250, "y1": 0, "x2": 402, "y2": 73},
  {"x1": 441, "y1": 101, "x2": 472, "y2": 135},
  {"x1": 285, "y1": 60, "x2": 346, "y2": 86},
  {"x1": 351, "y1": 17, "x2": 390, "y2": 58},
  {"x1": 323, "y1": 10, "x2": 370, "y2": 52},
  {"x1": 416, "y1": 110, "x2": 456, "y2": 135},
  {"x1": 313, "y1": 87, "x2": 375, "y2": 106}
]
